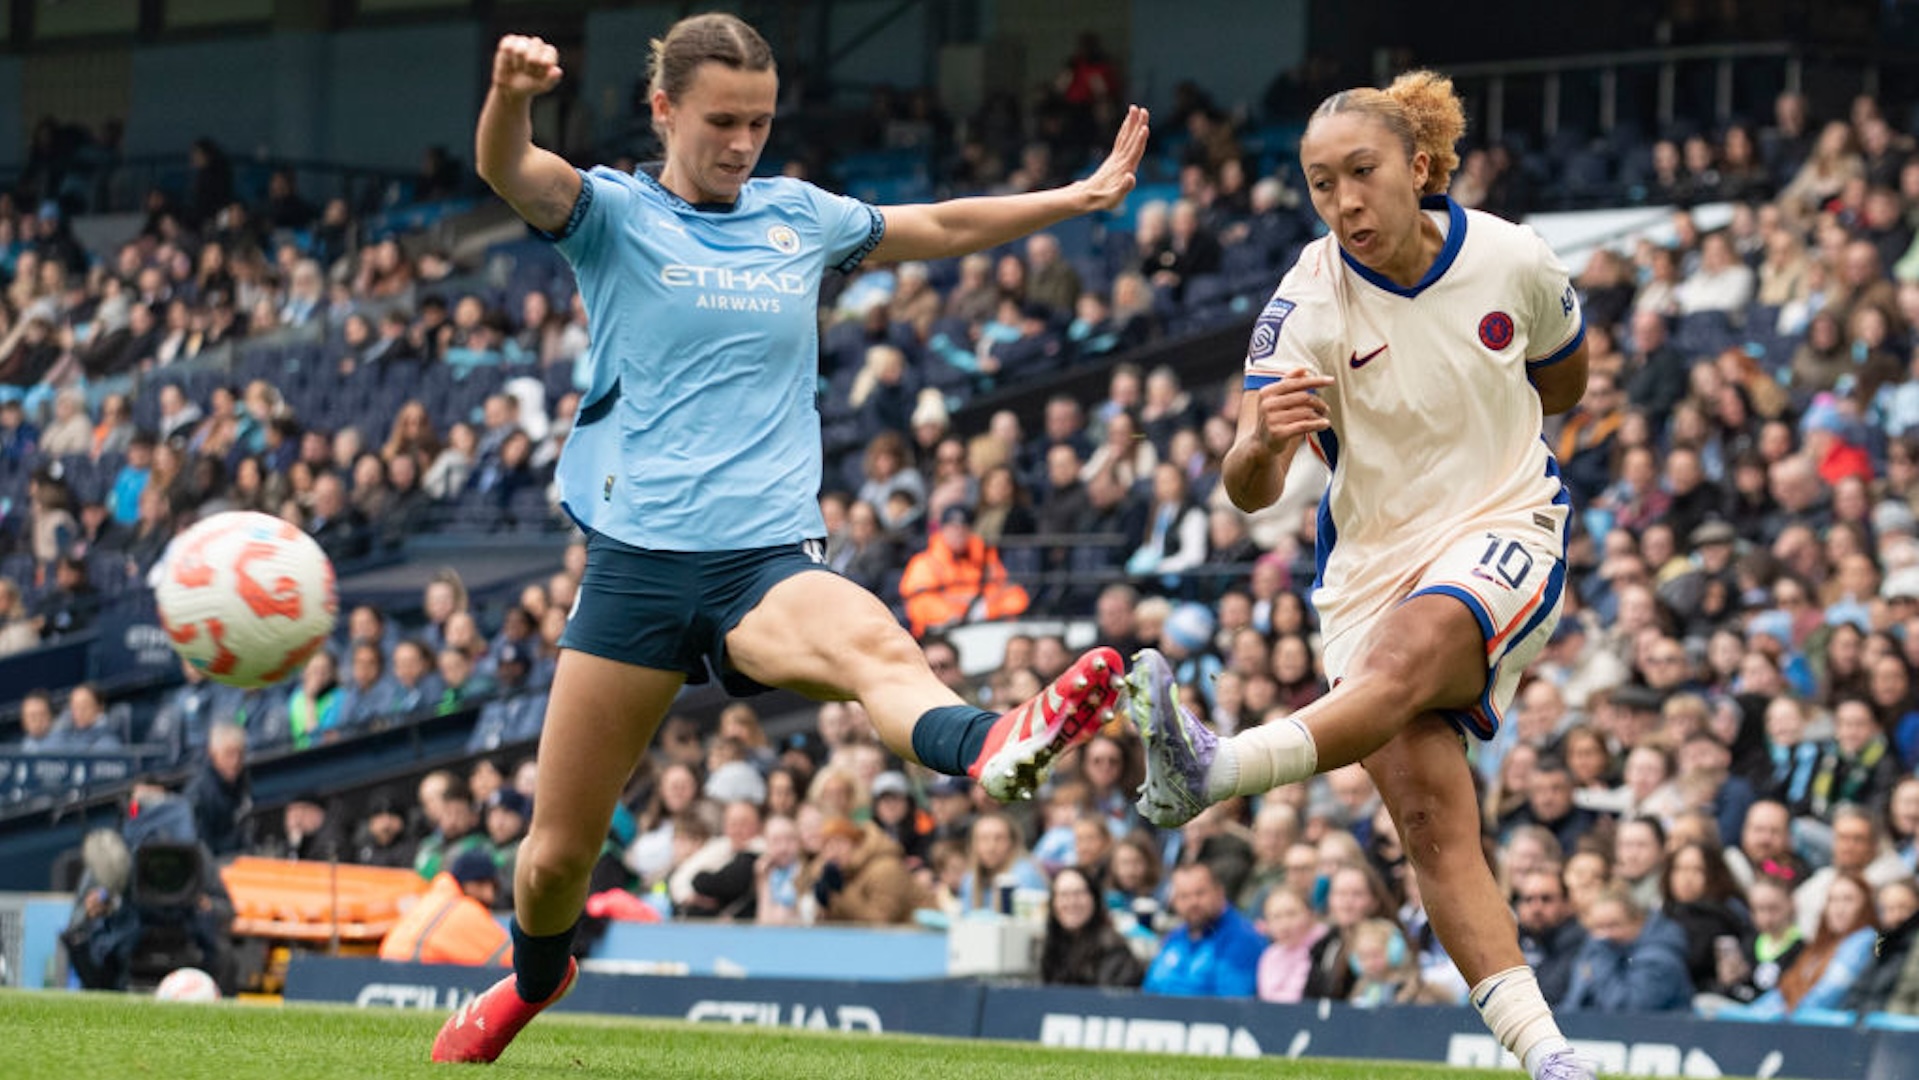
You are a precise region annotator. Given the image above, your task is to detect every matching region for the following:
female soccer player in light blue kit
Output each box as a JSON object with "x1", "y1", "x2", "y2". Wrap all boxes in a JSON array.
[
  {"x1": 435, "y1": 15, "x2": 1148, "y2": 1062},
  {"x1": 1129, "y1": 72, "x2": 1594, "y2": 1079}
]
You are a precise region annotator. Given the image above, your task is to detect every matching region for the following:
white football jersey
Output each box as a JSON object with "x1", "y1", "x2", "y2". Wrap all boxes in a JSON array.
[{"x1": 1242, "y1": 195, "x2": 1583, "y2": 639}]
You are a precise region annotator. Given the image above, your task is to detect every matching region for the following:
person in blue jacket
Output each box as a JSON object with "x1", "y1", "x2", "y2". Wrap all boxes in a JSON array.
[
  {"x1": 1142, "y1": 862, "x2": 1267, "y2": 997},
  {"x1": 1562, "y1": 885, "x2": 1694, "y2": 1013}
]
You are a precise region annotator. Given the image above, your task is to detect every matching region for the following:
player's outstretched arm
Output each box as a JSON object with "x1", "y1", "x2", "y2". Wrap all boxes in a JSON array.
[
  {"x1": 476, "y1": 34, "x2": 582, "y2": 236},
  {"x1": 869, "y1": 105, "x2": 1150, "y2": 263},
  {"x1": 1221, "y1": 370, "x2": 1333, "y2": 513}
]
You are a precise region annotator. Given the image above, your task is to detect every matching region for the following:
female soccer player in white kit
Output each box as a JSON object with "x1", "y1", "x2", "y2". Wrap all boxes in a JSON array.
[
  {"x1": 435, "y1": 16, "x2": 1148, "y2": 1063},
  {"x1": 1130, "y1": 72, "x2": 1594, "y2": 1080}
]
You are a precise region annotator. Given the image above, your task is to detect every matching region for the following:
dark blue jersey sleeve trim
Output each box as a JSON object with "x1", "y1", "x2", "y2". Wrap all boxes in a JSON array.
[
  {"x1": 532, "y1": 169, "x2": 594, "y2": 243},
  {"x1": 833, "y1": 205, "x2": 886, "y2": 274},
  {"x1": 1525, "y1": 319, "x2": 1586, "y2": 370}
]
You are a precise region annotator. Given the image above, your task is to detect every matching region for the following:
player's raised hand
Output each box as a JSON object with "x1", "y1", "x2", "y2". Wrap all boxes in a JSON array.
[
  {"x1": 1077, "y1": 105, "x2": 1152, "y2": 212},
  {"x1": 492, "y1": 34, "x2": 563, "y2": 99},
  {"x1": 1254, "y1": 369, "x2": 1334, "y2": 450}
]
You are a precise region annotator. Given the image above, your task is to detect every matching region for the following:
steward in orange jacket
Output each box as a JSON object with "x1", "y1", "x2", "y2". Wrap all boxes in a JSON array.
[
  {"x1": 379, "y1": 851, "x2": 512, "y2": 966},
  {"x1": 900, "y1": 505, "x2": 1029, "y2": 638}
]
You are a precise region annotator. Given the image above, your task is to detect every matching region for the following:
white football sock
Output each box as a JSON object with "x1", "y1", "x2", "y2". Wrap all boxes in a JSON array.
[
  {"x1": 1208, "y1": 716, "x2": 1317, "y2": 800},
  {"x1": 1470, "y1": 966, "x2": 1569, "y2": 1076}
]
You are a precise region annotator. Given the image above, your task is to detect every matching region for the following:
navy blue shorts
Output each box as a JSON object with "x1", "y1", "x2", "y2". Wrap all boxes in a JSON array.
[{"x1": 559, "y1": 531, "x2": 832, "y2": 695}]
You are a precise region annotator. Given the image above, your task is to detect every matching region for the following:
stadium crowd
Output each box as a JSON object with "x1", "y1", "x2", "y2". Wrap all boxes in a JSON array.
[{"x1": 19, "y1": 45, "x2": 1919, "y2": 1020}]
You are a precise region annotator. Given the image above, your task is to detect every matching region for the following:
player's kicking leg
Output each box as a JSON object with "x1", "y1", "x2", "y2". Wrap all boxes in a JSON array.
[{"x1": 724, "y1": 571, "x2": 1121, "y2": 799}]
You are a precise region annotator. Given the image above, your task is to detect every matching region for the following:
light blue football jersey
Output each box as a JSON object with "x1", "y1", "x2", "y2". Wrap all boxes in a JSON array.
[{"x1": 543, "y1": 165, "x2": 884, "y2": 551}]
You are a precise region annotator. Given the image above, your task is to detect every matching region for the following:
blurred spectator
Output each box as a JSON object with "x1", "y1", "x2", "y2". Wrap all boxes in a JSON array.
[
  {"x1": 13, "y1": 690, "x2": 57, "y2": 752},
  {"x1": 39, "y1": 388, "x2": 92, "y2": 457},
  {"x1": 183, "y1": 722, "x2": 251, "y2": 857},
  {"x1": 482, "y1": 788, "x2": 531, "y2": 892},
  {"x1": 260, "y1": 168, "x2": 315, "y2": 230},
  {"x1": 413, "y1": 781, "x2": 493, "y2": 880},
  {"x1": 1614, "y1": 816, "x2": 1670, "y2": 911},
  {"x1": 351, "y1": 793, "x2": 418, "y2": 869},
  {"x1": 802, "y1": 816, "x2": 923, "y2": 924},
  {"x1": 1347, "y1": 918, "x2": 1452, "y2": 1007},
  {"x1": 1562, "y1": 886, "x2": 1694, "y2": 1012},
  {"x1": 306, "y1": 472, "x2": 369, "y2": 565},
  {"x1": 626, "y1": 762, "x2": 700, "y2": 887},
  {"x1": 1024, "y1": 233, "x2": 1081, "y2": 319},
  {"x1": 1714, "y1": 871, "x2": 1878, "y2": 1020},
  {"x1": 1039, "y1": 865, "x2": 1146, "y2": 988},
  {"x1": 1623, "y1": 308, "x2": 1688, "y2": 429},
  {"x1": 59, "y1": 683, "x2": 121, "y2": 751},
  {"x1": 1793, "y1": 804, "x2": 1911, "y2": 935},
  {"x1": 276, "y1": 650, "x2": 341, "y2": 750},
  {"x1": 337, "y1": 641, "x2": 397, "y2": 729},
  {"x1": 1255, "y1": 885, "x2": 1329, "y2": 1003},
  {"x1": 869, "y1": 770, "x2": 931, "y2": 868},
  {"x1": 754, "y1": 815, "x2": 806, "y2": 925},
  {"x1": 387, "y1": 639, "x2": 445, "y2": 716},
  {"x1": 466, "y1": 644, "x2": 545, "y2": 752},
  {"x1": 1677, "y1": 232, "x2": 1755, "y2": 316},
  {"x1": 1141, "y1": 862, "x2": 1265, "y2": 997},
  {"x1": 433, "y1": 645, "x2": 492, "y2": 714},
  {"x1": 1804, "y1": 700, "x2": 1903, "y2": 824},
  {"x1": 674, "y1": 801, "x2": 762, "y2": 919},
  {"x1": 1306, "y1": 864, "x2": 1398, "y2": 1001},
  {"x1": 1712, "y1": 874, "x2": 1804, "y2": 1006},
  {"x1": 1516, "y1": 869, "x2": 1586, "y2": 1006},
  {"x1": 900, "y1": 504, "x2": 1029, "y2": 638},
  {"x1": 1780, "y1": 121, "x2": 1862, "y2": 215},
  {"x1": 1841, "y1": 885, "x2": 1919, "y2": 1016},
  {"x1": 378, "y1": 849, "x2": 510, "y2": 966},
  {"x1": 1659, "y1": 841, "x2": 1753, "y2": 995},
  {"x1": 1727, "y1": 798, "x2": 1810, "y2": 889},
  {"x1": 258, "y1": 793, "x2": 343, "y2": 862},
  {"x1": 1142, "y1": 200, "x2": 1221, "y2": 301},
  {"x1": 146, "y1": 660, "x2": 243, "y2": 759},
  {"x1": 955, "y1": 810, "x2": 1047, "y2": 913},
  {"x1": 1505, "y1": 756, "x2": 1603, "y2": 853},
  {"x1": 0, "y1": 398, "x2": 39, "y2": 459},
  {"x1": 1127, "y1": 463, "x2": 1208, "y2": 580}
]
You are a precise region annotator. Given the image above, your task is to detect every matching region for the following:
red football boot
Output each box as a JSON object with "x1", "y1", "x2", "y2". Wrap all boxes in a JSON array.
[
  {"x1": 969, "y1": 646, "x2": 1122, "y2": 800},
  {"x1": 430, "y1": 957, "x2": 579, "y2": 1064}
]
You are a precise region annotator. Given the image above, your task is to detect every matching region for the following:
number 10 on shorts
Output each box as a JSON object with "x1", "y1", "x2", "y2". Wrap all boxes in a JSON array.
[{"x1": 1472, "y1": 534, "x2": 1535, "y2": 590}]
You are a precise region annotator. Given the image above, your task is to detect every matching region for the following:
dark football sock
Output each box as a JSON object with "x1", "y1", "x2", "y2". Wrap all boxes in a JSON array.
[
  {"x1": 511, "y1": 919, "x2": 578, "y2": 1002},
  {"x1": 909, "y1": 704, "x2": 1000, "y2": 775}
]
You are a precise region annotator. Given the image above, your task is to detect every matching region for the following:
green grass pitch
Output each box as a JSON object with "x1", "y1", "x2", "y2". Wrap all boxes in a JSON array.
[{"x1": 1, "y1": 989, "x2": 1764, "y2": 1080}]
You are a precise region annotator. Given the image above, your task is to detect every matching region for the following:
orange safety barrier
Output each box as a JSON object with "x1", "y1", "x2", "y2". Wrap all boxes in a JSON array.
[{"x1": 220, "y1": 857, "x2": 430, "y2": 943}]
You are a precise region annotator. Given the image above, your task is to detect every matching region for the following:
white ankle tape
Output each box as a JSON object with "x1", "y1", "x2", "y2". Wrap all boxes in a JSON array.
[
  {"x1": 1216, "y1": 716, "x2": 1316, "y2": 798},
  {"x1": 1471, "y1": 966, "x2": 1567, "y2": 1072}
]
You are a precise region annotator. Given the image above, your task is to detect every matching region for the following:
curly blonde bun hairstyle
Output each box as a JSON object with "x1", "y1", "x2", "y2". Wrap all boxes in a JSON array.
[{"x1": 1310, "y1": 69, "x2": 1466, "y2": 196}]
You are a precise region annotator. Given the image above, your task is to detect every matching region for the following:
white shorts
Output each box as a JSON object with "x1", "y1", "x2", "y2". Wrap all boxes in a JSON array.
[{"x1": 1318, "y1": 528, "x2": 1565, "y2": 741}]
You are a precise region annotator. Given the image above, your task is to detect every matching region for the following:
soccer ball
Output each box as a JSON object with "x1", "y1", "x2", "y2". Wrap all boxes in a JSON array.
[
  {"x1": 153, "y1": 966, "x2": 221, "y2": 1002},
  {"x1": 154, "y1": 511, "x2": 338, "y2": 689}
]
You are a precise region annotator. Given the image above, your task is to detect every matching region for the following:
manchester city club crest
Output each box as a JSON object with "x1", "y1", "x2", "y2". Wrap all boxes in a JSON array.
[{"x1": 767, "y1": 224, "x2": 800, "y2": 254}]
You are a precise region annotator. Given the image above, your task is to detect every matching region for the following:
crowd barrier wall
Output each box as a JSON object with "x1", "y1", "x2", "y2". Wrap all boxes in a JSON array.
[{"x1": 281, "y1": 955, "x2": 1919, "y2": 1079}]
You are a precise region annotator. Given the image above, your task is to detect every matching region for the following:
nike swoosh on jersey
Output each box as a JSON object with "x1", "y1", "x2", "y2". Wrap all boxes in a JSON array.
[{"x1": 1349, "y1": 345, "x2": 1387, "y2": 368}]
